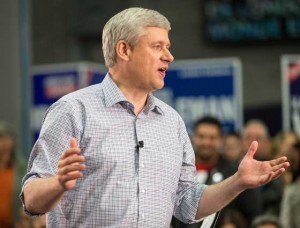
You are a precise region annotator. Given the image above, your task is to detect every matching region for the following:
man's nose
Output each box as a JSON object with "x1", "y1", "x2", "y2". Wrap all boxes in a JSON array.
[{"x1": 163, "y1": 49, "x2": 174, "y2": 63}]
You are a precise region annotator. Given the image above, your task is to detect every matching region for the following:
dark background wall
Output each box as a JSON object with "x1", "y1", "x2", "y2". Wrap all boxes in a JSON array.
[
  {"x1": 1, "y1": 0, "x2": 300, "y2": 154},
  {"x1": 0, "y1": 0, "x2": 22, "y2": 148}
]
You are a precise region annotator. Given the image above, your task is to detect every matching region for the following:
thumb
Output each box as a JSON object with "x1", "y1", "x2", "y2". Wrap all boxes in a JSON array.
[
  {"x1": 247, "y1": 141, "x2": 258, "y2": 159},
  {"x1": 70, "y1": 137, "x2": 78, "y2": 148}
]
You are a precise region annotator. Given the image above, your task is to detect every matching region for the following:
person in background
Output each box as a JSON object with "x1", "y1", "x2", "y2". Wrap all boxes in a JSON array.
[
  {"x1": 272, "y1": 131, "x2": 299, "y2": 186},
  {"x1": 251, "y1": 214, "x2": 282, "y2": 228},
  {"x1": 273, "y1": 131, "x2": 299, "y2": 159},
  {"x1": 0, "y1": 122, "x2": 26, "y2": 227},
  {"x1": 223, "y1": 131, "x2": 243, "y2": 165},
  {"x1": 174, "y1": 116, "x2": 262, "y2": 227},
  {"x1": 280, "y1": 141, "x2": 300, "y2": 228},
  {"x1": 242, "y1": 119, "x2": 272, "y2": 162},
  {"x1": 242, "y1": 119, "x2": 284, "y2": 216},
  {"x1": 192, "y1": 116, "x2": 235, "y2": 185},
  {"x1": 215, "y1": 209, "x2": 247, "y2": 228},
  {"x1": 20, "y1": 7, "x2": 289, "y2": 228}
]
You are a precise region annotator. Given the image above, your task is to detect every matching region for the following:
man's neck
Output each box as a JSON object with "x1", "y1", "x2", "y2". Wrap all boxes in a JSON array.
[{"x1": 109, "y1": 70, "x2": 148, "y2": 115}]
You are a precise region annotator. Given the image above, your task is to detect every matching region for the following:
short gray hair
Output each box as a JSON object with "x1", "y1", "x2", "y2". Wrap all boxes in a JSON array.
[{"x1": 102, "y1": 7, "x2": 171, "y2": 68}]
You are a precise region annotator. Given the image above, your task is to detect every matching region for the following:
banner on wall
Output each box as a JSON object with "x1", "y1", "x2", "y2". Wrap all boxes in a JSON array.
[
  {"x1": 31, "y1": 62, "x2": 107, "y2": 142},
  {"x1": 281, "y1": 55, "x2": 300, "y2": 136},
  {"x1": 154, "y1": 58, "x2": 243, "y2": 134}
]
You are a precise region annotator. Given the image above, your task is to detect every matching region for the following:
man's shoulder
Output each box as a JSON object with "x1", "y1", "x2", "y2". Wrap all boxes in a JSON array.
[
  {"x1": 62, "y1": 83, "x2": 102, "y2": 101},
  {"x1": 48, "y1": 83, "x2": 104, "y2": 113}
]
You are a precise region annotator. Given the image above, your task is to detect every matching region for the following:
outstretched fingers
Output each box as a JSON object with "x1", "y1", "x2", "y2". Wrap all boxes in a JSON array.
[
  {"x1": 270, "y1": 156, "x2": 288, "y2": 166},
  {"x1": 263, "y1": 157, "x2": 290, "y2": 182}
]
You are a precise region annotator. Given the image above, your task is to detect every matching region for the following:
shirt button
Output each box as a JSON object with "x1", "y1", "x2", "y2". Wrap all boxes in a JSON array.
[
  {"x1": 141, "y1": 189, "x2": 146, "y2": 193},
  {"x1": 141, "y1": 163, "x2": 144, "y2": 168},
  {"x1": 141, "y1": 213, "x2": 145, "y2": 218}
]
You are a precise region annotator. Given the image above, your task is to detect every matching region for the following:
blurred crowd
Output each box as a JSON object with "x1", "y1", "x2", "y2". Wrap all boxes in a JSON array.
[
  {"x1": 1, "y1": 116, "x2": 299, "y2": 228},
  {"x1": 191, "y1": 116, "x2": 300, "y2": 228}
]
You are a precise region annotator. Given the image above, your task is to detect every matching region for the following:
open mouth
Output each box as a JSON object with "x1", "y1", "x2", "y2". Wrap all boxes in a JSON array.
[{"x1": 158, "y1": 67, "x2": 167, "y2": 74}]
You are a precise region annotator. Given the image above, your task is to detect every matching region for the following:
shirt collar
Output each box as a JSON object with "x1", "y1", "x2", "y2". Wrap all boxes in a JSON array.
[
  {"x1": 102, "y1": 73, "x2": 127, "y2": 107},
  {"x1": 145, "y1": 93, "x2": 164, "y2": 115},
  {"x1": 102, "y1": 73, "x2": 164, "y2": 115}
]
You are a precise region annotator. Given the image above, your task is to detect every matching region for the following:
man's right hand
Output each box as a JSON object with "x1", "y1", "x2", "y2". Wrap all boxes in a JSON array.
[{"x1": 57, "y1": 137, "x2": 85, "y2": 190}]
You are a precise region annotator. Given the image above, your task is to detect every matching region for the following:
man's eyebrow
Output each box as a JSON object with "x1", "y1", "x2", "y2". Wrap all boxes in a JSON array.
[{"x1": 151, "y1": 41, "x2": 171, "y2": 47}]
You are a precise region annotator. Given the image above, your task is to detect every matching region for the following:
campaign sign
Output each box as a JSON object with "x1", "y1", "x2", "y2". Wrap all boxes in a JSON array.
[
  {"x1": 31, "y1": 62, "x2": 106, "y2": 142},
  {"x1": 281, "y1": 55, "x2": 300, "y2": 136},
  {"x1": 154, "y1": 58, "x2": 243, "y2": 134}
]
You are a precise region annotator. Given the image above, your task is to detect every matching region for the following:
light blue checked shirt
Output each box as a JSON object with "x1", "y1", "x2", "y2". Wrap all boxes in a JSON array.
[{"x1": 22, "y1": 74, "x2": 206, "y2": 227}]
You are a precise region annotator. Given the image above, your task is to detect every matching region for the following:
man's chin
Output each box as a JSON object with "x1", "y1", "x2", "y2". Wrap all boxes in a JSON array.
[{"x1": 153, "y1": 82, "x2": 165, "y2": 91}]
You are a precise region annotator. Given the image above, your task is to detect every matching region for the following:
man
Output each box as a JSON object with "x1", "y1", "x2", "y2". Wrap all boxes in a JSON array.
[
  {"x1": 242, "y1": 119, "x2": 272, "y2": 162},
  {"x1": 223, "y1": 131, "x2": 243, "y2": 163},
  {"x1": 192, "y1": 116, "x2": 234, "y2": 185},
  {"x1": 21, "y1": 8, "x2": 289, "y2": 227},
  {"x1": 242, "y1": 119, "x2": 284, "y2": 216}
]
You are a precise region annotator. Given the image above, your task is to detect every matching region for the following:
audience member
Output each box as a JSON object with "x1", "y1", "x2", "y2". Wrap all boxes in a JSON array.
[
  {"x1": 280, "y1": 141, "x2": 300, "y2": 228},
  {"x1": 173, "y1": 116, "x2": 262, "y2": 227},
  {"x1": 273, "y1": 131, "x2": 299, "y2": 158},
  {"x1": 192, "y1": 117, "x2": 235, "y2": 185},
  {"x1": 242, "y1": 119, "x2": 272, "y2": 161},
  {"x1": 0, "y1": 121, "x2": 26, "y2": 227},
  {"x1": 242, "y1": 119, "x2": 283, "y2": 216},
  {"x1": 272, "y1": 131, "x2": 299, "y2": 185},
  {"x1": 215, "y1": 209, "x2": 247, "y2": 228},
  {"x1": 223, "y1": 131, "x2": 242, "y2": 165}
]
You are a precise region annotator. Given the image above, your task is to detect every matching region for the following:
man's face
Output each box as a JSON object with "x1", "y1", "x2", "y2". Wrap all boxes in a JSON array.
[
  {"x1": 126, "y1": 27, "x2": 174, "y2": 93},
  {"x1": 192, "y1": 123, "x2": 222, "y2": 161},
  {"x1": 242, "y1": 123, "x2": 270, "y2": 160},
  {"x1": 224, "y1": 135, "x2": 242, "y2": 161}
]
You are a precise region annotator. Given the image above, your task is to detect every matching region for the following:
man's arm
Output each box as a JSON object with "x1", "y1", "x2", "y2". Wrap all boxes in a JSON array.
[
  {"x1": 195, "y1": 141, "x2": 289, "y2": 219},
  {"x1": 23, "y1": 138, "x2": 85, "y2": 214}
]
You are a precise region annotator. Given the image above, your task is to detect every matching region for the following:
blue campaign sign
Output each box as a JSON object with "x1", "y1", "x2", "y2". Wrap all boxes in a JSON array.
[
  {"x1": 33, "y1": 70, "x2": 79, "y2": 105},
  {"x1": 31, "y1": 62, "x2": 107, "y2": 143},
  {"x1": 154, "y1": 58, "x2": 243, "y2": 134},
  {"x1": 281, "y1": 55, "x2": 300, "y2": 136}
]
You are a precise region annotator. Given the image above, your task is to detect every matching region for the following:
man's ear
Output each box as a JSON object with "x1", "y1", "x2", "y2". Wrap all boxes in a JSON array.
[{"x1": 115, "y1": 40, "x2": 131, "y2": 62}]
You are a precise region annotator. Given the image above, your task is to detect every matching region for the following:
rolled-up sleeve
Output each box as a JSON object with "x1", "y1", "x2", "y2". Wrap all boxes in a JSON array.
[
  {"x1": 20, "y1": 100, "x2": 83, "y2": 215},
  {"x1": 173, "y1": 117, "x2": 207, "y2": 224}
]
